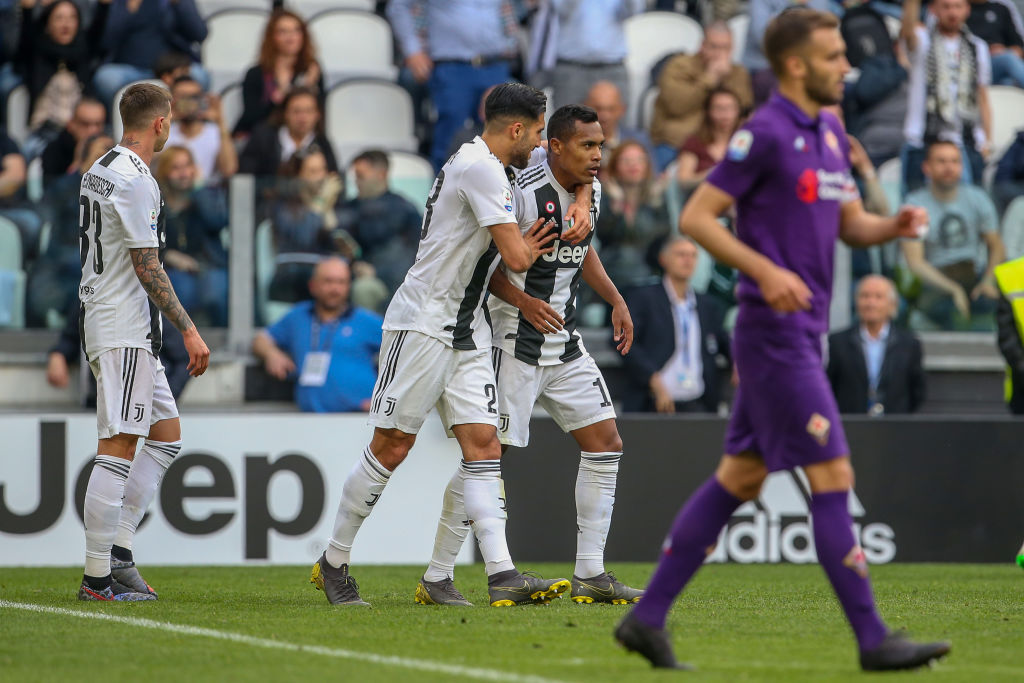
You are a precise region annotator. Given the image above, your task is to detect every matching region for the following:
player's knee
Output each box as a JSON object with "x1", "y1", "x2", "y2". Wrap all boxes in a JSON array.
[
  {"x1": 370, "y1": 429, "x2": 415, "y2": 471},
  {"x1": 462, "y1": 433, "x2": 502, "y2": 462},
  {"x1": 98, "y1": 434, "x2": 139, "y2": 460},
  {"x1": 717, "y1": 458, "x2": 767, "y2": 501},
  {"x1": 807, "y1": 457, "x2": 854, "y2": 492}
]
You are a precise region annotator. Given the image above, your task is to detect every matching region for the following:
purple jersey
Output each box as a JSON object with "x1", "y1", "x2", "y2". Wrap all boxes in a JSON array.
[{"x1": 706, "y1": 92, "x2": 859, "y2": 335}]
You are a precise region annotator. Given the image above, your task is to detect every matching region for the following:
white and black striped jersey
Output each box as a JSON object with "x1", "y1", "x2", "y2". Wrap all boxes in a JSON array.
[
  {"x1": 488, "y1": 161, "x2": 601, "y2": 366},
  {"x1": 383, "y1": 136, "x2": 517, "y2": 350},
  {"x1": 78, "y1": 145, "x2": 165, "y2": 360}
]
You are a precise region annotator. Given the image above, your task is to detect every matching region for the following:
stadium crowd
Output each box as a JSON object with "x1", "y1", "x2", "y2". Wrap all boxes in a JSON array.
[{"x1": 3, "y1": 0, "x2": 1024, "y2": 412}]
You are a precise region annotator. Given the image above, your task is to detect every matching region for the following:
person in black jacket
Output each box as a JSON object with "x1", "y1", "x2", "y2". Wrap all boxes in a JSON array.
[
  {"x1": 827, "y1": 274, "x2": 926, "y2": 415},
  {"x1": 620, "y1": 236, "x2": 730, "y2": 413},
  {"x1": 238, "y1": 86, "x2": 338, "y2": 180}
]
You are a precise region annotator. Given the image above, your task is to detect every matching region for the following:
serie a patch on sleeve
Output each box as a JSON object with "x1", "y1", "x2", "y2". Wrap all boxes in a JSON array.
[
  {"x1": 503, "y1": 187, "x2": 514, "y2": 213},
  {"x1": 149, "y1": 209, "x2": 158, "y2": 231},
  {"x1": 727, "y1": 130, "x2": 753, "y2": 161}
]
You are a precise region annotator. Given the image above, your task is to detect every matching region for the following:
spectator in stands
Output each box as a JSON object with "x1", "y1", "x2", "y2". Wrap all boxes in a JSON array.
[
  {"x1": 336, "y1": 149, "x2": 421, "y2": 295},
  {"x1": 239, "y1": 87, "x2": 338, "y2": 181},
  {"x1": 93, "y1": 0, "x2": 209, "y2": 106},
  {"x1": 15, "y1": 0, "x2": 108, "y2": 147},
  {"x1": 827, "y1": 275, "x2": 926, "y2": 415},
  {"x1": 994, "y1": 254, "x2": 1024, "y2": 413},
  {"x1": 596, "y1": 139, "x2": 670, "y2": 289},
  {"x1": 584, "y1": 80, "x2": 653, "y2": 171},
  {"x1": 28, "y1": 133, "x2": 113, "y2": 327},
  {"x1": 165, "y1": 76, "x2": 236, "y2": 185},
  {"x1": 620, "y1": 237, "x2": 730, "y2": 413},
  {"x1": 387, "y1": 0, "x2": 520, "y2": 171},
  {"x1": 968, "y1": 0, "x2": 1024, "y2": 87},
  {"x1": 154, "y1": 51, "x2": 192, "y2": 90},
  {"x1": 46, "y1": 303, "x2": 190, "y2": 399},
  {"x1": 267, "y1": 146, "x2": 344, "y2": 303},
  {"x1": 252, "y1": 257, "x2": 382, "y2": 413},
  {"x1": 40, "y1": 97, "x2": 105, "y2": 181},
  {"x1": 651, "y1": 22, "x2": 753, "y2": 172},
  {"x1": 743, "y1": 0, "x2": 833, "y2": 105},
  {"x1": 234, "y1": 9, "x2": 324, "y2": 138},
  {"x1": 674, "y1": 86, "x2": 743, "y2": 190},
  {"x1": 902, "y1": 140, "x2": 1004, "y2": 329},
  {"x1": 655, "y1": 0, "x2": 740, "y2": 21},
  {"x1": 0, "y1": 128, "x2": 40, "y2": 260},
  {"x1": 901, "y1": 0, "x2": 992, "y2": 194},
  {"x1": 993, "y1": 130, "x2": 1024, "y2": 216},
  {"x1": 548, "y1": 0, "x2": 644, "y2": 111},
  {"x1": 154, "y1": 145, "x2": 229, "y2": 327}
]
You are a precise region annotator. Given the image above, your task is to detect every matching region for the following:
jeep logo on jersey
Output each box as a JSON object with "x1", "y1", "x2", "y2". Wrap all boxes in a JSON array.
[
  {"x1": 706, "y1": 470, "x2": 896, "y2": 565},
  {"x1": 540, "y1": 240, "x2": 589, "y2": 266}
]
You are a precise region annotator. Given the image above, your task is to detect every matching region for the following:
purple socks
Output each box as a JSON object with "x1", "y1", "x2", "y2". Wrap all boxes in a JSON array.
[
  {"x1": 810, "y1": 490, "x2": 888, "y2": 652},
  {"x1": 631, "y1": 476, "x2": 742, "y2": 630}
]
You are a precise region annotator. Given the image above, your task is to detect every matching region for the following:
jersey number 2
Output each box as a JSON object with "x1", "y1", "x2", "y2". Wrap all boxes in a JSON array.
[{"x1": 79, "y1": 196, "x2": 104, "y2": 274}]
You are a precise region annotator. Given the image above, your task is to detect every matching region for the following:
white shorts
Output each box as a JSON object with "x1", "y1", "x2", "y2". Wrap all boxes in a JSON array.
[
  {"x1": 492, "y1": 349, "x2": 617, "y2": 447},
  {"x1": 90, "y1": 347, "x2": 178, "y2": 440},
  {"x1": 368, "y1": 330, "x2": 499, "y2": 435}
]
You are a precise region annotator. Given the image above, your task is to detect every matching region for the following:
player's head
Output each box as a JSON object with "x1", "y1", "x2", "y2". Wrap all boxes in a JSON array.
[
  {"x1": 659, "y1": 237, "x2": 699, "y2": 282},
  {"x1": 351, "y1": 149, "x2": 389, "y2": 198},
  {"x1": 154, "y1": 145, "x2": 197, "y2": 195},
  {"x1": 119, "y1": 82, "x2": 172, "y2": 152},
  {"x1": 309, "y1": 257, "x2": 351, "y2": 312},
  {"x1": 546, "y1": 104, "x2": 603, "y2": 186},
  {"x1": 483, "y1": 82, "x2": 547, "y2": 169},
  {"x1": 932, "y1": 0, "x2": 969, "y2": 34},
  {"x1": 279, "y1": 87, "x2": 321, "y2": 137},
  {"x1": 79, "y1": 133, "x2": 115, "y2": 171},
  {"x1": 764, "y1": 8, "x2": 848, "y2": 106},
  {"x1": 855, "y1": 274, "x2": 897, "y2": 326},
  {"x1": 922, "y1": 140, "x2": 962, "y2": 190}
]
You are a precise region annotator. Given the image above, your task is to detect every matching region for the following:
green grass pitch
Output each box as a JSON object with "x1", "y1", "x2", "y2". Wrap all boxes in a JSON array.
[{"x1": 1, "y1": 563, "x2": 1020, "y2": 682}]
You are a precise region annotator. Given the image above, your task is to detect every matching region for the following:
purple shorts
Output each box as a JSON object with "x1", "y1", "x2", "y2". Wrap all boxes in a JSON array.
[{"x1": 724, "y1": 316, "x2": 849, "y2": 472}]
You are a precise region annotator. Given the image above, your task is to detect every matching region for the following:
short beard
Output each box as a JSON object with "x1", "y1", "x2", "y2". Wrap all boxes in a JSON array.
[
  {"x1": 805, "y1": 77, "x2": 841, "y2": 106},
  {"x1": 509, "y1": 148, "x2": 532, "y2": 170}
]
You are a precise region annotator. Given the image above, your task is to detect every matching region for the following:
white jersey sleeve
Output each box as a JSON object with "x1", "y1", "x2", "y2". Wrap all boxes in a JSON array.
[
  {"x1": 116, "y1": 174, "x2": 162, "y2": 249},
  {"x1": 459, "y1": 157, "x2": 517, "y2": 228}
]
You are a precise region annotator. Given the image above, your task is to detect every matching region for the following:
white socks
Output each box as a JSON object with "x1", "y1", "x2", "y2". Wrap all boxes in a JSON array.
[
  {"x1": 460, "y1": 459, "x2": 515, "y2": 576},
  {"x1": 114, "y1": 440, "x2": 180, "y2": 551},
  {"x1": 424, "y1": 466, "x2": 471, "y2": 582},
  {"x1": 575, "y1": 451, "x2": 620, "y2": 578},
  {"x1": 326, "y1": 447, "x2": 391, "y2": 568},
  {"x1": 83, "y1": 455, "x2": 129, "y2": 578}
]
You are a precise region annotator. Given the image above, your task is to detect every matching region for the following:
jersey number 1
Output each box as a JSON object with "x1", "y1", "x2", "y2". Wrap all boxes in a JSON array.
[{"x1": 79, "y1": 195, "x2": 104, "y2": 274}]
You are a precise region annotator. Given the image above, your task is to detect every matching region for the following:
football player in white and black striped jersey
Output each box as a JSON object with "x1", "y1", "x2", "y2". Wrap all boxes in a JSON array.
[
  {"x1": 77, "y1": 83, "x2": 210, "y2": 601},
  {"x1": 423, "y1": 104, "x2": 644, "y2": 605}
]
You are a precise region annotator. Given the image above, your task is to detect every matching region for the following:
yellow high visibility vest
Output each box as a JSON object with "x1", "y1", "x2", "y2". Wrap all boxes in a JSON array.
[{"x1": 993, "y1": 257, "x2": 1024, "y2": 402}]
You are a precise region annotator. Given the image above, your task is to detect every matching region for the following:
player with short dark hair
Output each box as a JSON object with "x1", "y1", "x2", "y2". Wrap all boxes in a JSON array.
[
  {"x1": 614, "y1": 8, "x2": 951, "y2": 671},
  {"x1": 77, "y1": 82, "x2": 210, "y2": 601},
  {"x1": 417, "y1": 103, "x2": 644, "y2": 606},
  {"x1": 311, "y1": 82, "x2": 573, "y2": 608}
]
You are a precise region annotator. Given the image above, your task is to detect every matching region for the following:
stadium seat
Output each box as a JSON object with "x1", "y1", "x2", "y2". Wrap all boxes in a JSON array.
[
  {"x1": 219, "y1": 81, "x2": 244, "y2": 134},
  {"x1": 624, "y1": 12, "x2": 702, "y2": 128},
  {"x1": 344, "y1": 150, "x2": 434, "y2": 211},
  {"x1": 639, "y1": 85, "x2": 659, "y2": 134},
  {"x1": 0, "y1": 216, "x2": 26, "y2": 329},
  {"x1": 203, "y1": 9, "x2": 269, "y2": 93},
  {"x1": 325, "y1": 79, "x2": 417, "y2": 165},
  {"x1": 308, "y1": 10, "x2": 398, "y2": 87},
  {"x1": 988, "y1": 85, "x2": 1024, "y2": 156},
  {"x1": 301, "y1": 0, "x2": 374, "y2": 18},
  {"x1": 26, "y1": 157, "x2": 43, "y2": 203},
  {"x1": 195, "y1": 0, "x2": 271, "y2": 18},
  {"x1": 111, "y1": 79, "x2": 167, "y2": 142},
  {"x1": 728, "y1": 13, "x2": 749, "y2": 64},
  {"x1": 6, "y1": 85, "x2": 29, "y2": 147},
  {"x1": 1002, "y1": 196, "x2": 1024, "y2": 261},
  {"x1": 877, "y1": 156, "x2": 902, "y2": 209},
  {"x1": 255, "y1": 218, "x2": 288, "y2": 326}
]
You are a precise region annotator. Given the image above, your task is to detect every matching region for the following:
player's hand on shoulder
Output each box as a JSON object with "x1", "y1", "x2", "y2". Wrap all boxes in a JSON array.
[
  {"x1": 561, "y1": 201, "x2": 592, "y2": 245},
  {"x1": 524, "y1": 217, "x2": 558, "y2": 261},
  {"x1": 757, "y1": 265, "x2": 812, "y2": 313},
  {"x1": 611, "y1": 300, "x2": 633, "y2": 355},
  {"x1": 183, "y1": 328, "x2": 211, "y2": 377},
  {"x1": 520, "y1": 296, "x2": 564, "y2": 334}
]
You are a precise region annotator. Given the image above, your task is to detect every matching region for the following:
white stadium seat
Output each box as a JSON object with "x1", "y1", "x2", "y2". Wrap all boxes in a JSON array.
[
  {"x1": 300, "y1": 0, "x2": 374, "y2": 18},
  {"x1": 640, "y1": 85, "x2": 659, "y2": 134},
  {"x1": 0, "y1": 216, "x2": 26, "y2": 329},
  {"x1": 728, "y1": 13, "x2": 749, "y2": 64},
  {"x1": 308, "y1": 10, "x2": 398, "y2": 87},
  {"x1": 203, "y1": 9, "x2": 269, "y2": 92},
  {"x1": 219, "y1": 81, "x2": 244, "y2": 133},
  {"x1": 624, "y1": 12, "x2": 703, "y2": 128},
  {"x1": 1002, "y1": 196, "x2": 1024, "y2": 261},
  {"x1": 988, "y1": 85, "x2": 1024, "y2": 157},
  {"x1": 877, "y1": 156, "x2": 903, "y2": 210},
  {"x1": 325, "y1": 79, "x2": 417, "y2": 165},
  {"x1": 5, "y1": 85, "x2": 30, "y2": 147}
]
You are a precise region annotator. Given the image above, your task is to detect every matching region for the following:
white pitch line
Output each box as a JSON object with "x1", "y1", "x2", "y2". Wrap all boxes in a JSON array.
[{"x1": 0, "y1": 601, "x2": 566, "y2": 683}]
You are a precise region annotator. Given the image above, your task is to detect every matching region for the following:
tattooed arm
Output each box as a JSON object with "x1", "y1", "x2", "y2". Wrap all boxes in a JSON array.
[{"x1": 130, "y1": 247, "x2": 210, "y2": 375}]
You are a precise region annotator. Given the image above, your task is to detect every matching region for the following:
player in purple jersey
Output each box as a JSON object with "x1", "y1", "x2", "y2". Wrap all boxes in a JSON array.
[{"x1": 614, "y1": 8, "x2": 951, "y2": 672}]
